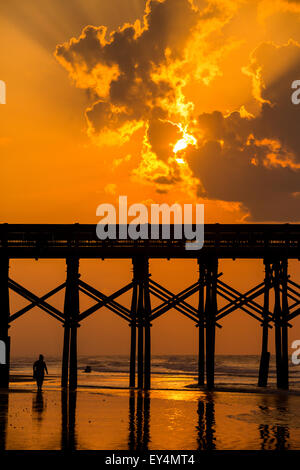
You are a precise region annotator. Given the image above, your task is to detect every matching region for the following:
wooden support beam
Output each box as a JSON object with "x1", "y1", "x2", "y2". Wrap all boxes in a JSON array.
[
  {"x1": 0, "y1": 256, "x2": 10, "y2": 388},
  {"x1": 134, "y1": 258, "x2": 145, "y2": 390},
  {"x1": 198, "y1": 260, "x2": 205, "y2": 386},
  {"x1": 286, "y1": 306, "x2": 300, "y2": 321},
  {"x1": 258, "y1": 261, "x2": 271, "y2": 387},
  {"x1": 78, "y1": 279, "x2": 133, "y2": 321},
  {"x1": 280, "y1": 259, "x2": 289, "y2": 390},
  {"x1": 288, "y1": 279, "x2": 300, "y2": 290},
  {"x1": 137, "y1": 292, "x2": 144, "y2": 390},
  {"x1": 79, "y1": 286, "x2": 131, "y2": 322},
  {"x1": 150, "y1": 280, "x2": 200, "y2": 315},
  {"x1": 69, "y1": 258, "x2": 79, "y2": 391},
  {"x1": 8, "y1": 278, "x2": 64, "y2": 323},
  {"x1": 216, "y1": 281, "x2": 267, "y2": 321},
  {"x1": 150, "y1": 282, "x2": 201, "y2": 321},
  {"x1": 61, "y1": 320, "x2": 70, "y2": 389},
  {"x1": 216, "y1": 285, "x2": 269, "y2": 325},
  {"x1": 149, "y1": 279, "x2": 200, "y2": 317},
  {"x1": 62, "y1": 257, "x2": 79, "y2": 390},
  {"x1": 9, "y1": 282, "x2": 66, "y2": 323},
  {"x1": 273, "y1": 262, "x2": 283, "y2": 388},
  {"x1": 286, "y1": 280, "x2": 300, "y2": 321},
  {"x1": 132, "y1": 257, "x2": 151, "y2": 390},
  {"x1": 149, "y1": 285, "x2": 199, "y2": 323},
  {"x1": 130, "y1": 280, "x2": 137, "y2": 388},
  {"x1": 217, "y1": 281, "x2": 265, "y2": 315},
  {"x1": 148, "y1": 282, "x2": 222, "y2": 328},
  {"x1": 144, "y1": 267, "x2": 151, "y2": 390},
  {"x1": 205, "y1": 258, "x2": 218, "y2": 390},
  {"x1": 62, "y1": 266, "x2": 71, "y2": 388}
]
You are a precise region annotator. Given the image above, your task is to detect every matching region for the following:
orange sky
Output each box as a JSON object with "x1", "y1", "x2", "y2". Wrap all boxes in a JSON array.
[{"x1": 1, "y1": 0, "x2": 300, "y2": 357}]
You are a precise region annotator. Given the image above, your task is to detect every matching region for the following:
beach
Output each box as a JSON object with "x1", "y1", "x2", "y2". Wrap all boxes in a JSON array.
[{"x1": 1, "y1": 355, "x2": 300, "y2": 450}]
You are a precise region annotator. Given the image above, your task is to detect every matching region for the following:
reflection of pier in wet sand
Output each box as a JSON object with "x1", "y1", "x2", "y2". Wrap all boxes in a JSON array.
[{"x1": 0, "y1": 389, "x2": 295, "y2": 450}]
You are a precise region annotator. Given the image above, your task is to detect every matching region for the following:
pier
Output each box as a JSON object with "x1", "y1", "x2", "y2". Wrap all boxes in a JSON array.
[{"x1": 0, "y1": 223, "x2": 299, "y2": 390}]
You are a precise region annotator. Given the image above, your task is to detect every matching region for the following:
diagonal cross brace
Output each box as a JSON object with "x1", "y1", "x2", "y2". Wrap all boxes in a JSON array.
[
  {"x1": 214, "y1": 280, "x2": 286, "y2": 327},
  {"x1": 216, "y1": 285, "x2": 272, "y2": 327},
  {"x1": 217, "y1": 279, "x2": 293, "y2": 327},
  {"x1": 282, "y1": 280, "x2": 300, "y2": 321},
  {"x1": 287, "y1": 305, "x2": 300, "y2": 321},
  {"x1": 217, "y1": 281, "x2": 266, "y2": 316},
  {"x1": 149, "y1": 284, "x2": 199, "y2": 323},
  {"x1": 149, "y1": 279, "x2": 200, "y2": 317},
  {"x1": 148, "y1": 280, "x2": 222, "y2": 327},
  {"x1": 8, "y1": 278, "x2": 65, "y2": 323},
  {"x1": 149, "y1": 281, "x2": 201, "y2": 321},
  {"x1": 216, "y1": 282, "x2": 268, "y2": 322},
  {"x1": 79, "y1": 285, "x2": 131, "y2": 322},
  {"x1": 78, "y1": 279, "x2": 134, "y2": 321}
]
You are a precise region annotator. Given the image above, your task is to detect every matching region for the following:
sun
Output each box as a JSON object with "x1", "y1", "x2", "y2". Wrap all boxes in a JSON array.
[
  {"x1": 173, "y1": 138, "x2": 189, "y2": 153},
  {"x1": 173, "y1": 125, "x2": 197, "y2": 162}
]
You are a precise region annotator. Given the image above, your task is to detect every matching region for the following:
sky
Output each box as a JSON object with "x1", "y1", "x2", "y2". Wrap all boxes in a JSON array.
[{"x1": 1, "y1": 0, "x2": 300, "y2": 357}]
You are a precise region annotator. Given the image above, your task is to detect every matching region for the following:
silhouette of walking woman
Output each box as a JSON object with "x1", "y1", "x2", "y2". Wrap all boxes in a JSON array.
[{"x1": 33, "y1": 355, "x2": 48, "y2": 391}]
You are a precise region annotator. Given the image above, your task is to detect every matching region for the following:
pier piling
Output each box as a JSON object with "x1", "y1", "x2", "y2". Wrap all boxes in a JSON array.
[
  {"x1": 62, "y1": 257, "x2": 79, "y2": 390},
  {"x1": 280, "y1": 259, "x2": 289, "y2": 390},
  {"x1": 0, "y1": 256, "x2": 10, "y2": 389},
  {"x1": 144, "y1": 273, "x2": 151, "y2": 390},
  {"x1": 132, "y1": 257, "x2": 151, "y2": 390},
  {"x1": 273, "y1": 261, "x2": 283, "y2": 388},
  {"x1": 137, "y1": 279, "x2": 144, "y2": 390},
  {"x1": 258, "y1": 261, "x2": 271, "y2": 387},
  {"x1": 129, "y1": 280, "x2": 138, "y2": 388},
  {"x1": 197, "y1": 261, "x2": 205, "y2": 386},
  {"x1": 205, "y1": 259, "x2": 218, "y2": 390}
]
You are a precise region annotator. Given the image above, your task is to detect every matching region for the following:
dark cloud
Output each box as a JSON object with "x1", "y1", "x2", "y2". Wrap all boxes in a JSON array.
[
  {"x1": 188, "y1": 41, "x2": 300, "y2": 221},
  {"x1": 56, "y1": 0, "x2": 199, "y2": 139},
  {"x1": 249, "y1": 42, "x2": 300, "y2": 161},
  {"x1": 189, "y1": 136, "x2": 300, "y2": 221},
  {"x1": 147, "y1": 119, "x2": 181, "y2": 161}
]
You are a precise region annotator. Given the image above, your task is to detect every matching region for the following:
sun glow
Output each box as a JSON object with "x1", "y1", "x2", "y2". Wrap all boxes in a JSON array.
[{"x1": 173, "y1": 125, "x2": 197, "y2": 154}]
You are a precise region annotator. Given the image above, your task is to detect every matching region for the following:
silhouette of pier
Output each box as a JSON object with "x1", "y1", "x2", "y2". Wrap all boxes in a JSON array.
[{"x1": 0, "y1": 223, "x2": 299, "y2": 390}]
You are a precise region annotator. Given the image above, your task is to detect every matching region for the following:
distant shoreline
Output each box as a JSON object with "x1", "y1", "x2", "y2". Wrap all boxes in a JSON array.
[{"x1": 5, "y1": 374, "x2": 300, "y2": 396}]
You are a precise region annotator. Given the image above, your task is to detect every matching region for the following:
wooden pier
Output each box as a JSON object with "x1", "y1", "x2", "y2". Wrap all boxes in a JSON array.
[{"x1": 0, "y1": 223, "x2": 299, "y2": 390}]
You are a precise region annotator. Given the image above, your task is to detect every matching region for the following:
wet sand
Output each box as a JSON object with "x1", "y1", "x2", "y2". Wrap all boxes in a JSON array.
[{"x1": 1, "y1": 375, "x2": 300, "y2": 450}]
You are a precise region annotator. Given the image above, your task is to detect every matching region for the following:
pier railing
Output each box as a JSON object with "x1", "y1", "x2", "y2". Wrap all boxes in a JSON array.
[{"x1": 0, "y1": 223, "x2": 299, "y2": 258}]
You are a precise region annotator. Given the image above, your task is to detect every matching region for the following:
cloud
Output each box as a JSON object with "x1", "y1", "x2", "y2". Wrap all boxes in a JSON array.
[
  {"x1": 55, "y1": 0, "x2": 200, "y2": 145},
  {"x1": 187, "y1": 41, "x2": 300, "y2": 221},
  {"x1": 55, "y1": 0, "x2": 300, "y2": 221}
]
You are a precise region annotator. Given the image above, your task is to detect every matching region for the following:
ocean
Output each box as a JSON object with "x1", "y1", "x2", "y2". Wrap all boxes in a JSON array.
[{"x1": 9, "y1": 354, "x2": 300, "y2": 391}]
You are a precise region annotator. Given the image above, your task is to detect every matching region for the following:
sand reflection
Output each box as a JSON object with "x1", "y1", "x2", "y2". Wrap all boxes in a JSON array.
[{"x1": 0, "y1": 387, "x2": 299, "y2": 450}]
